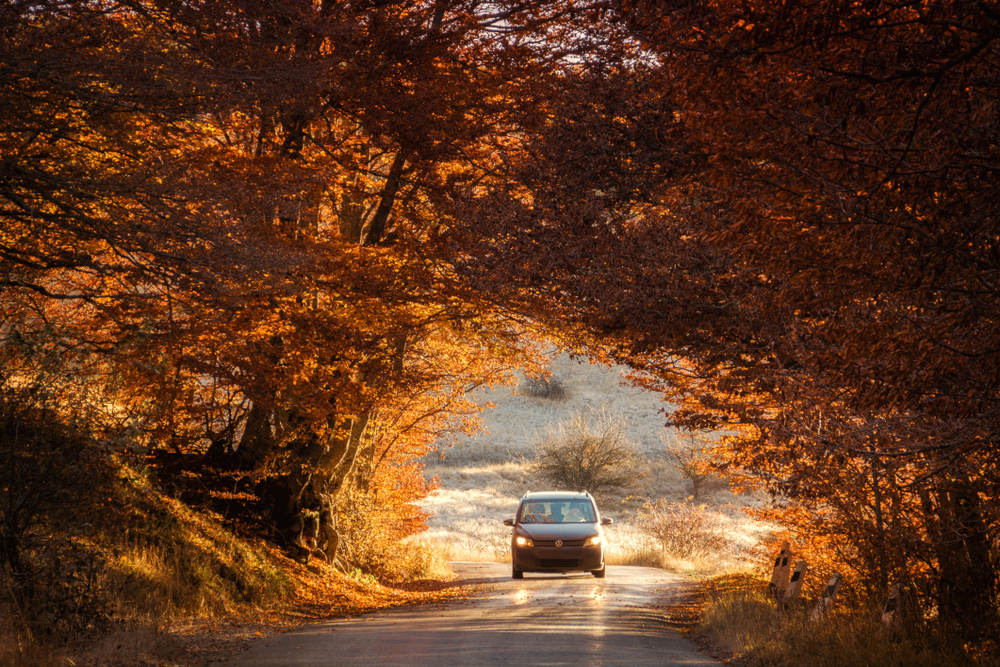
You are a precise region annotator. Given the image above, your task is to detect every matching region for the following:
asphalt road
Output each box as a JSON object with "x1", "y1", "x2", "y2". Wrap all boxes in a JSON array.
[{"x1": 224, "y1": 562, "x2": 720, "y2": 667}]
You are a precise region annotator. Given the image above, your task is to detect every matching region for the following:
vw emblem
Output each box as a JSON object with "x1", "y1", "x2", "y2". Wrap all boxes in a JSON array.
[{"x1": 555, "y1": 540, "x2": 563, "y2": 548}]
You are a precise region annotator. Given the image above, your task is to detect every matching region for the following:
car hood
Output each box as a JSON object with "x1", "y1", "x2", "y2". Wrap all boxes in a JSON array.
[{"x1": 519, "y1": 523, "x2": 600, "y2": 540}]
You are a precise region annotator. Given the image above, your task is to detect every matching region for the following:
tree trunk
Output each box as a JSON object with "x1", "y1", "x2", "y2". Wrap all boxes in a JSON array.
[
  {"x1": 361, "y1": 150, "x2": 409, "y2": 246},
  {"x1": 237, "y1": 403, "x2": 273, "y2": 468},
  {"x1": 933, "y1": 480, "x2": 998, "y2": 638},
  {"x1": 224, "y1": 404, "x2": 372, "y2": 564}
]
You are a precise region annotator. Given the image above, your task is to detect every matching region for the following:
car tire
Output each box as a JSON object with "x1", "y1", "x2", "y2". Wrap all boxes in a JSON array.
[
  {"x1": 593, "y1": 564, "x2": 606, "y2": 578},
  {"x1": 512, "y1": 565, "x2": 524, "y2": 580}
]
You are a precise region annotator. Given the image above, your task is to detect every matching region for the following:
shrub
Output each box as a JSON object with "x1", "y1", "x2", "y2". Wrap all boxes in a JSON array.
[
  {"x1": 334, "y1": 463, "x2": 438, "y2": 581},
  {"x1": 532, "y1": 411, "x2": 644, "y2": 495},
  {"x1": 664, "y1": 437, "x2": 727, "y2": 500},
  {"x1": 0, "y1": 392, "x2": 117, "y2": 638},
  {"x1": 636, "y1": 498, "x2": 733, "y2": 560},
  {"x1": 520, "y1": 374, "x2": 567, "y2": 400}
]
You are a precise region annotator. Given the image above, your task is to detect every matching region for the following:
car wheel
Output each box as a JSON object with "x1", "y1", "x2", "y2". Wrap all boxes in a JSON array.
[
  {"x1": 512, "y1": 565, "x2": 524, "y2": 580},
  {"x1": 593, "y1": 564, "x2": 606, "y2": 578}
]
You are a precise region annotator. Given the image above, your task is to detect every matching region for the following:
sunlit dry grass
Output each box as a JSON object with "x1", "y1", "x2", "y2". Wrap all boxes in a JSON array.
[
  {"x1": 699, "y1": 575, "x2": 999, "y2": 667},
  {"x1": 1, "y1": 467, "x2": 464, "y2": 667},
  {"x1": 415, "y1": 507, "x2": 760, "y2": 576},
  {"x1": 1, "y1": 464, "x2": 293, "y2": 667},
  {"x1": 419, "y1": 355, "x2": 769, "y2": 577},
  {"x1": 419, "y1": 355, "x2": 995, "y2": 667},
  {"x1": 94, "y1": 471, "x2": 294, "y2": 621}
]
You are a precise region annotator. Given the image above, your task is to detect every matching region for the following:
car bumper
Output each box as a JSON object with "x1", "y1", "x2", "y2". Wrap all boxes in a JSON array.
[{"x1": 512, "y1": 545, "x2": 604, "y2": 572}]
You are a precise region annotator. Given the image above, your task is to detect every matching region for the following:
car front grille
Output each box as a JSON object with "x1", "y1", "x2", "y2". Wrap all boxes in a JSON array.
[
  {"x1": 534, "y1": 540, "x2": 586, "y2": 548},
  {"x1": 539, "y1": 559, "x2": 581, "y2": 569}
]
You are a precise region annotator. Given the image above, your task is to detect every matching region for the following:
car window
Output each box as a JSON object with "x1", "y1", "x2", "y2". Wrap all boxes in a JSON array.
[
  {"x1": 520, "y1": 503, "x2": 547, "y2": 523},
  {"x1": 519, "y1": 500, "x2": 596, "y2": 523},
  {"x1": 564, "y1": 502, "x2": 595, "y2": 522}
]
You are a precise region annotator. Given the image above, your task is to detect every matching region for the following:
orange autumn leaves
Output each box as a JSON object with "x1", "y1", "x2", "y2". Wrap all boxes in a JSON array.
[{"x1": 1, "y1": 0, "x2": 591, "y2": 580}]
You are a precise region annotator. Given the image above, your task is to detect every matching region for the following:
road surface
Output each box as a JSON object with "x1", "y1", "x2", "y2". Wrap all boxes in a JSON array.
[{"x1": 224, "y1": 562, "x2": 720, "y2": 667}]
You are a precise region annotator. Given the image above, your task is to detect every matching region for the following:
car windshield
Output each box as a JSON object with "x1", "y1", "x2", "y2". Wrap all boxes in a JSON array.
[{"x1": 519, "y1": 500, "x2": 596, "y2": 524}]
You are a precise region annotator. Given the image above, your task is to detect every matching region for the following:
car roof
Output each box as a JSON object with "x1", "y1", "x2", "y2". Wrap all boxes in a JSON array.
[{"x1": 521, "y1": 491, "x2": 593, "y2": 502}]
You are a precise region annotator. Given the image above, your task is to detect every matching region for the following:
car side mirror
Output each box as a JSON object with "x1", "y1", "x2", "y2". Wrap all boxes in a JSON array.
[
  {"x1": 601, "y1": 518, "x2": 613, "y2": 525},
  {"x1": 503, "y1": 518, "x2": 514, "y2": 526}
]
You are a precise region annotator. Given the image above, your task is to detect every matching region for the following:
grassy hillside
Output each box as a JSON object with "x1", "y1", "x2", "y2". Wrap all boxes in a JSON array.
[
  {"x1": 417, "y1": 353, "x2": 768, "y2": 573},
  {"x1": 0, "y1": 411, "x2": 459, "y2": 667}
]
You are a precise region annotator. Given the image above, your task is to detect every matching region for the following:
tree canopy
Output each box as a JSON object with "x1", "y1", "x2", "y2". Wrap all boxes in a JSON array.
[
  {"x1": 449, "y1": 0, "x2": 1000, "y2": 635},
  {"x1": 2, "y1": 0, "x2": 999, "y2": 640}
]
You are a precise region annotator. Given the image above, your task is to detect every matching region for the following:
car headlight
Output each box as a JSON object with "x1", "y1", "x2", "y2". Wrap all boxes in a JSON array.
[
  {"x1": 584, "y1": 535, "x2": 602, "y2": 547},
  {"x1": 516, "y1": 535, "x2": 534, "y2": 547}
]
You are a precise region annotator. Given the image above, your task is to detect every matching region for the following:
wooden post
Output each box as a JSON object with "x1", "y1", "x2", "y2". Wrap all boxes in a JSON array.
[
  {"x1": 810, "y1": 573, "x2": 843, "y2": 621},
  {"x1": 768, "y1": 541, "x2": 792, "y2": 598},
  {"x1": 881, "y1": 583, "x2": 901, "y2": 626},
  {"x1": 783, "y1": 560, "x2": 808, "y2": 603}
]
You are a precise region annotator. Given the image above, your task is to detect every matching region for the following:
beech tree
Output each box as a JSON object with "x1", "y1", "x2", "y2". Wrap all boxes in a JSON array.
[
  {"x1": 7, "y1": 0, "x2": 996, "y2": 636},
  {"x1": 450, "y1": 0, "x2": 1000, "y2": 636},
  {"x1": 616, "y1": 0, "x2": 1000, "y2": 634},
  {"x1": 1, "y1": 0, "x2": 616, "y2": 566}
]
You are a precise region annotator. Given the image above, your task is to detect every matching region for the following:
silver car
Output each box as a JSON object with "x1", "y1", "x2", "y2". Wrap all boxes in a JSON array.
[{"x1": 503, "y1": 491, "x2": 612, "y2": 579}]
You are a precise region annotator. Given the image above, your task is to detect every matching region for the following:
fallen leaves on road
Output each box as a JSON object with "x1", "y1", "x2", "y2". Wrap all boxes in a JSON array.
[{"x1": 655, "y1": 573, "x2": 759, "y2": 667}]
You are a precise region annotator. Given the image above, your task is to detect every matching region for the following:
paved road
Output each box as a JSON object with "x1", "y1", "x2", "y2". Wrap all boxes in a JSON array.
[{"x1": 224, "y1": 563, "x2": 720, "y2": 667}]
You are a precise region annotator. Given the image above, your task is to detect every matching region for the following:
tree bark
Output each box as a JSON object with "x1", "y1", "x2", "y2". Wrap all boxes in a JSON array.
[
  {"x1": 361, "y1": 150, "x2": 409, "y2": 246},
  {"x1": 932, "y1": 480, "x2": 998, "y2": 637}
]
